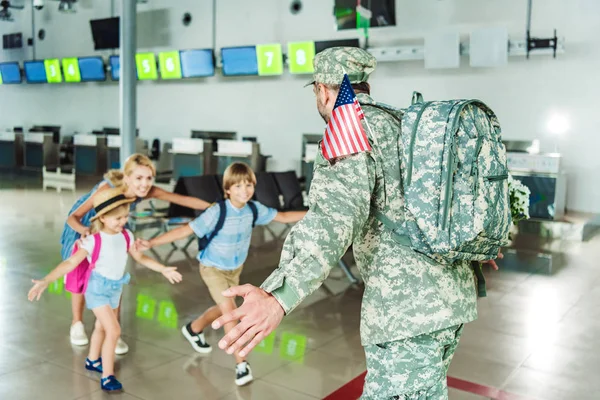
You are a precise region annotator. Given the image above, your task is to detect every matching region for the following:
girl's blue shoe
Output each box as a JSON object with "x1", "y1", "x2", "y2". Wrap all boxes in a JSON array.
[
  {"x1": 85, "y1": 357, "x2": 102, "y2": 373},
  {"x1": 100, "y1": 375, "x2": 123, "y2": 392}
]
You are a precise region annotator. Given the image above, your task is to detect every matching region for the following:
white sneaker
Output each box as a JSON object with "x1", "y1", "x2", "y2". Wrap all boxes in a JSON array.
[
  {"x1": 115, "y1": 337, "x2": 129, "y2": 355},
  {"x1": 235, "y1": 362, "x2": 253, "y2": 386},
  {"x1": 70, "y1": 322, "x2": 89, "y2": 346}
]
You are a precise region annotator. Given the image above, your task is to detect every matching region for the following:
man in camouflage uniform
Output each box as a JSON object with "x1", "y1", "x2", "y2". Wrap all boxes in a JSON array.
[{"x1": 212, "y1": 47, "x2": 479, "y2": 399}]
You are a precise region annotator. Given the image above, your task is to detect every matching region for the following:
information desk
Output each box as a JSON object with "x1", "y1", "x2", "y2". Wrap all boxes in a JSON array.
[{"x1": 0, "y1": 131, "x2": 24, "y2": 169}]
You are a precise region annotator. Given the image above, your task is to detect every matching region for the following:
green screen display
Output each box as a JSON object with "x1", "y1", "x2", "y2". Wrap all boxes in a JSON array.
[
  {"x1": 288, "y1": 42, "x2": 316, "y2": 74},
  {"x1": 45, "y1": 59, "x2": 63, "y2": 83},
  {"x1": 158, "y1": 51, "x2": 182, "y2": 79},
  {"x1": 256, "y1": 44, "x2": 283, "y2": 76},
  {"x1": 135, "y1": 53, "x2": 158, "y2": 80},
  {"x1": 62, "y1": 58, "x2": 81, "y2": 83}
]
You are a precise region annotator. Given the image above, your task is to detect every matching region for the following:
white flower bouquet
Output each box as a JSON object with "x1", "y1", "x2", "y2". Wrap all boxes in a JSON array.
[{"x1": 508, "y1": 175, "x2": 531, "y2": 225}]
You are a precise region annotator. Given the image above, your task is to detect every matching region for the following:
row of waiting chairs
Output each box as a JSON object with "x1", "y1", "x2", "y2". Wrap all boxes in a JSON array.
[{"x1": 165, "y1": 171, "x2": 308, "y2": 219}]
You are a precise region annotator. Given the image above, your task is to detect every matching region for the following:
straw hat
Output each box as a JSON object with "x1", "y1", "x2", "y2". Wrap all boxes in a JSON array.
[{"x1": 90, "y1": 187, "x2": 135, "y2": 221}]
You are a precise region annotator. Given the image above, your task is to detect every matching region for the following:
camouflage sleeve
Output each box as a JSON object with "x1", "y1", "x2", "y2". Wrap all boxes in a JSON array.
[{"x1": 260, "y1": 150, "x2": 376, "y2": 314}]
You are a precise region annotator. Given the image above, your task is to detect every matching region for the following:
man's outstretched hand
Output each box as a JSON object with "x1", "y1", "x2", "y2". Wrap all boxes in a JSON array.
[{"x1": 212, "y1": 284, "x2": 285, "y2": 358}]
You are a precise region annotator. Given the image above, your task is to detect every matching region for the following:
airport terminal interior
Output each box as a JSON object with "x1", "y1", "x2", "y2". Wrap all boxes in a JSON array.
[{"x1": 1, "y1": 1, "x2": 599, "y2": 399}]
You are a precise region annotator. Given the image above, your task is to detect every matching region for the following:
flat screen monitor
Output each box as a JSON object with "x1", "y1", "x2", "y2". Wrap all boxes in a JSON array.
[
  {"x1": 24, "y1": 61, "x2": 47, "y2": 83},
  {"x1": 79, "y1": 57, "x2": 106, "y2": 82},
  {"x1": 109, "y1": 55, "x2": 120, "y2": 80},
  {"x1": 334, "y1": 0, "x2": 396, "y2": 30},
  {"x1": 180, "y1": 49, "x2": 215, "y2": 78},
  {"x1": 109, "y1": 55, "x2": 139, "y2": 81},
  {"x1": 221, "y1": 46, "x2": 258, "y2": 76},
  {"x1": 314, "y1": 38, "x2": 361, "y2": 54},
  {"x1": 90, "y1": 17, "x2": 120, "y2": 50},
  {"x1": 0, "y1": 62, "x2": 22, "y2": 84}
]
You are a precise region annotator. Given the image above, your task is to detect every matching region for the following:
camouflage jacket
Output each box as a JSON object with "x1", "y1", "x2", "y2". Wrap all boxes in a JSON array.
[{"x1": 261, "y1": 93, "x2": 478, "y2": 346}]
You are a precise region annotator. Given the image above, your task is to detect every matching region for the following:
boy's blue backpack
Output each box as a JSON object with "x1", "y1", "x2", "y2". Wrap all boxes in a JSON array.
[{"x1": 197, "y1": 200, "x2": 259, "y2": 251}]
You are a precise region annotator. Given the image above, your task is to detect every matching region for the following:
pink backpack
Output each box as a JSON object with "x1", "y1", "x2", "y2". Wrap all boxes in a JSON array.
[{"x1": 65, "y1": 231, "x2": 131, "y2": 294}]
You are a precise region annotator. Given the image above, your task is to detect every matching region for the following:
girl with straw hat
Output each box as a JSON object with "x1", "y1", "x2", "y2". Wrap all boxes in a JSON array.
[
  {"x1": 29, "y1": 187, "x2": 182, "y2": 392},
  {"x1": 60, "y1": 153, "x2": 210, "y2": 353}
]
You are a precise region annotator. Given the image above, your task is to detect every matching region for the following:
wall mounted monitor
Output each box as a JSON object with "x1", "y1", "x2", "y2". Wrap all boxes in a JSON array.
[
  {"x1": 180, "y1": 49, "x2": 215, "y2": 78},
  {"x1": 44, "y1": 59, "x2": 62, "y2": 83},
  {"x1": 3, "y1": 33, "x2": 23, "y2": 49},
  {"x1": 0, "y1": 62, "x2": 22, "y2": 84},
  {"x1": 24, "y1": 61, "x2": 47, "y2": 83},
  {"x1": 90, "y1": 17, "x2": 120, "y2": 50},
  {"x1": 287, "y1": 41, "x2": 316, "y2": 74},
  {"x1": 314, "y1": 38, "x2": 360, "y2": 54},
  {"x1": 158, "y1": 51, "x2": 182, "y2": 79},
  {"x1": 334, "y1": 0, "x2": 396, "y2": 30},
  {"x1": 79, "y1": 57, "x2": 106, "y2": 82},
  {"x1": 135, "y1": 53, "x2": 158, "y2": 80},
  {"x1": 109, "y1": 55, "x2": 120, "y2": 80},
  {"x1": 221, "y1": 46, "x2": 258, "y2": 76},
  {"x1": 62, "y1": 58, "x2": 81, "y2": 82},
  {"x1": 109, "y1": 55, "x2": 140, "y2": 81}
]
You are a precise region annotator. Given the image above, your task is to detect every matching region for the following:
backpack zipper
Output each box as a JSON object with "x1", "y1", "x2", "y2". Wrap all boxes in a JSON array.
[
  {"x1": 406, "y1": 101, "x2": 432, "y2": 186},
  {"x1": 441, "y1": 101, "x2": 476, "y2": 230}
]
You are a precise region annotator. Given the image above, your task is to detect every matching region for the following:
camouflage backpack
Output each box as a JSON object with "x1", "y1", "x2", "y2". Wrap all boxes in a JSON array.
[{"x1": 369, "y1": 92, "x2": 511, "y2": 266}]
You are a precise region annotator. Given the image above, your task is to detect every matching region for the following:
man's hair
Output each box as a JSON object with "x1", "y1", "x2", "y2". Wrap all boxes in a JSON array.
[
  {"x1": 222, "y1": 162, "x2": 257, "y2": 198},
  {"x1": 321, "y1": 82, "x2": 371, "y2": 95}
]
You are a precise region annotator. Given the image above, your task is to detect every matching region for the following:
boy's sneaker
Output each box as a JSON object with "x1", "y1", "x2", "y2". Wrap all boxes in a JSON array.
[
  {"x1": 115, "y1": 337, "x2": 129, "y2": 355},
  {"x1": 235, "y1": 362, "x2": 253, "y2": 386},
  {"x1": 181, "y1": 323, "x2": 212, "y2": 354},
  {"x1": 70, "y1": 322, "x2": 89, "y2": 346}
]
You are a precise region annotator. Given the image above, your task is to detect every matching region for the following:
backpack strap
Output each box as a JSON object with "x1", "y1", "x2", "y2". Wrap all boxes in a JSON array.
[
  {"x1": 122, "y1": 230, "x2": 132, "y2": 252},
  {"x1": 208, "y1": 200, "x2": 227, "y2": 243},
  {"x1": 89, "y1": 233, "x2": 102, "y2": 268},
  {"x1": 247, "y1": 201, "x2": 258, "y2": 228}
]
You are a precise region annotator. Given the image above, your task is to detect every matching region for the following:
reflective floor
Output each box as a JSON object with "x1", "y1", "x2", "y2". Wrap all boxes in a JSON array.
[{"x1": 1, "y1": 176, "x2": 599, "y2": 400}]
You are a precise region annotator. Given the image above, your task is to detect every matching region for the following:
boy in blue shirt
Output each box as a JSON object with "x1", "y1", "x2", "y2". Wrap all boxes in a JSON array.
[{"x1": 135, "y1": 162, "x2": 306, "y2": 386}]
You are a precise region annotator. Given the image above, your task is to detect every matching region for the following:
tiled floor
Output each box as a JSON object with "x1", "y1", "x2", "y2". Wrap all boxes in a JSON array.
[{"x1": 1, "y1": 175, "x2": 599, "y2": 400}]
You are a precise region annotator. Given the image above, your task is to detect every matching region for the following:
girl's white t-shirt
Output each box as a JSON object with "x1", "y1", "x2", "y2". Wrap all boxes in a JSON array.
[{"x1": 81, "y1": 229, "x2": 134, "y2": 280}]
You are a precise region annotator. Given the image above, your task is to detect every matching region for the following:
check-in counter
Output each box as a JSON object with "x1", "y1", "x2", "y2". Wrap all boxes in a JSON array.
[
  {"x1": 73, "y1": 134, "x2": 108, "y2": 176},
  {"x1": 213, "y1": 140, "x2": 265, "y2": 175},
  {"x1": 0, "y1": 130, "x2": 24, "y2": 169},
  {"x1": 170, "y1": 138, "x2": 209, "y2": 180},
  {"x1": 24, "y1": 131, "x2": 60, "y2": 170}
]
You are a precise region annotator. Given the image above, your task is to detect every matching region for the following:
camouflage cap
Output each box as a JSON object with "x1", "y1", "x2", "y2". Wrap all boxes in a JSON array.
[{"x1": 305, "y1": 46, "x2": 377, "y2": 87}]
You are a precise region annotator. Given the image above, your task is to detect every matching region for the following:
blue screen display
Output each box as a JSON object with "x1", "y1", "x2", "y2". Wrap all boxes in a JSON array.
[
  {"x1": 24, "y1": 61, "x2": 47, "y2": 83},
  {"x1": 109, "y1": 55, "x2": 120, "y2": 80},
  {"x1": 221, "y1": 46, "x2": 258, "y2": 76},
  {"x1": 0, "y1": 63, "x2": 22, "y2": 84},
  {"x1": 180, "y1": 49, "x2": 214, "y2": 78},
  {"x1": 79, "y1": 57, "x2": 106, "y2": 81}
]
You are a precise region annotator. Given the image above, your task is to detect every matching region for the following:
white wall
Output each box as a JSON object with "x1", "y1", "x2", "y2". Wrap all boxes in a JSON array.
[{"x1": 0, "y1": 0, "x2": 598, "y2": 213}]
